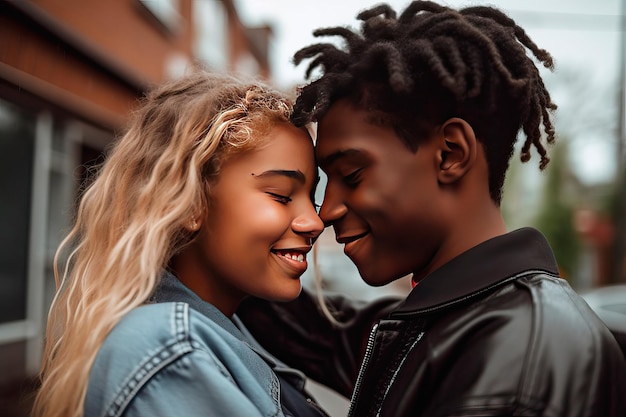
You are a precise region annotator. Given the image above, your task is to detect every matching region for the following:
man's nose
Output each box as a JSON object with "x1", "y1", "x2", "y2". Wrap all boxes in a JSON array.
[{"x1": 318, "y1": 188, "x2": 347, "y2": 227}]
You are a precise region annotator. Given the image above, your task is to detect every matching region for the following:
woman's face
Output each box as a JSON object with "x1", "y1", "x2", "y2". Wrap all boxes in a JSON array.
[{"x1": 179, "y1": 123, "x2": 323, "y2": 315}]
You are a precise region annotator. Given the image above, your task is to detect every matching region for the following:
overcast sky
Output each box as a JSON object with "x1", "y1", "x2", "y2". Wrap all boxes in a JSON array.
[{"x1": 233, "y1": 0, "x2": 625, "y2": 184}]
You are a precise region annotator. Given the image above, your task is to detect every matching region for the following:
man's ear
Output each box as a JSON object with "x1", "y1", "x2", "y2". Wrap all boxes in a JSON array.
[{"x1": 436, "y1": 118, "x2": 477, "y2": 184}]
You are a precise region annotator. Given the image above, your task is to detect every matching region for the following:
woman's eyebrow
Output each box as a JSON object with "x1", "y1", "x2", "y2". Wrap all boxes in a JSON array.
[{"x1": 253, "y1": 169, "x2": 306, "y2": 184}]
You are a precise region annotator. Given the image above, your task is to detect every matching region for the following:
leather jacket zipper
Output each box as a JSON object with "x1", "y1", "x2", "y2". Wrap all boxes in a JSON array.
[
  {"x1": 374, "y1": 331, "x2": 425, "y2": 417},
  {"x1": 347, "y1": 323, "x2": 379, "y2": 417}
]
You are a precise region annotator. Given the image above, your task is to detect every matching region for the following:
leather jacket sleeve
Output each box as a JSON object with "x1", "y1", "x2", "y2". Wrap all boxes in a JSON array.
[{"x1": 237, "y1": 289, "x2": 401, "y2": 397}]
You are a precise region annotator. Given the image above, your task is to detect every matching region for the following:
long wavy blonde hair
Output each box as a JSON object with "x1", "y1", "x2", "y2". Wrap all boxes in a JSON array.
[{"x1": 32, "y1": 72, "x2": 293, "y2": 417}]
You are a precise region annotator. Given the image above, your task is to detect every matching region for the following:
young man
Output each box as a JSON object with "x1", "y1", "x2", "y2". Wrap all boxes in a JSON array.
[{"x1": 238, "y1": 2, "x2": 626, "y2": 416}]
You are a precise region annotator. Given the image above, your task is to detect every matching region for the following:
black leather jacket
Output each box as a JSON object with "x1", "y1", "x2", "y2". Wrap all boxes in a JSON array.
[{"x1": 238, "y1": 228, "x2": 626, "y2": 417}]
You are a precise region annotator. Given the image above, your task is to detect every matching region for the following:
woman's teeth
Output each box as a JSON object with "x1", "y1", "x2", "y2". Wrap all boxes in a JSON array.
[{"x1": 277, "y1": 251, "x2": 305, "y2": 262}]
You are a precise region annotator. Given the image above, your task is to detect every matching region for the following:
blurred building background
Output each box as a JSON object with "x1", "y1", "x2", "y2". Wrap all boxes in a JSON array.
[{"x1": 0, "y1": 0, "x2": 625, "y2": 416}]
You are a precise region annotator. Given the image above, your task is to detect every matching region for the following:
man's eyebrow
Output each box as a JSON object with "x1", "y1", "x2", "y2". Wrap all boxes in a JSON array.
[
  {"x1": 317, "y1": 149, "x2": 362, "y2": 167},
  {"x1": 253, "y1": 169, "x2": 306, "y2": 184}
]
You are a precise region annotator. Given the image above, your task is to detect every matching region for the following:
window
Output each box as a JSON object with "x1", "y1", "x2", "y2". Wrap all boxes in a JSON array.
[
  {"x1": 193, "y1": 0, "x2": 228, "y2": 71},
  {"x1": 139, "y1": 0, "x2": 181, "y2": 33},
  {"x1": 0, "y1": 94, "x2": 112, "y2": 381},
  {"x1": 0, "y1": 98, "x2": 35, "y2": 324}
]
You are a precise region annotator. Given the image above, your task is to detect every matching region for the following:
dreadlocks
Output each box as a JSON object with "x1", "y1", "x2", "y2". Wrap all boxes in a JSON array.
[{"x1": 292, "y1": 1, "x2": 557, "y2": 203}]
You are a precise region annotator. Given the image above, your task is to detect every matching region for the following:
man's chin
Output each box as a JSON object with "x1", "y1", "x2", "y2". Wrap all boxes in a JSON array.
[
  {"x1": 357, "y1": 265, "x2": 411, "y2": 287},
  {"x1": 356, "y1": 266, "x2": 395, "y2": 287}
]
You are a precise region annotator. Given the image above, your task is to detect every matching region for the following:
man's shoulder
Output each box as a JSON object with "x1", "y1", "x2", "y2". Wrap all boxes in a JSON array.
[
  {"x1": 511, "y1": 274, "x2": 626, "y2": 414},
  {"x1": 521, "y1": 274, "x2": 613, "y2": 337},
  {"x1": 420, "y1": 274, "x2": 626, "y2": 415},
  {"x1": 428, "y1": 273, "x2": 621, "y2": 366},
  {"x1": 476, "y1": 273, "x2": 624, "y2": 378},
  {"x1": 485, "y1": 273, "x2": 616, "y2": 344}
]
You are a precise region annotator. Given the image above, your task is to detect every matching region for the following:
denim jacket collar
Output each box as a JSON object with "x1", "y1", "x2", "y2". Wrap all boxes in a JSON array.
[
  {"x1": 151, "y1": 271, "x2": 294, "y2": 370},
  {"x1": 151, "y1": 270, "x2": 249, "y2": 342}
]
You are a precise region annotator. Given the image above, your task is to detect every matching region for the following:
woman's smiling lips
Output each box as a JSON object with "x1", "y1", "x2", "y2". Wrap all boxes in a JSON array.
[{"x1": 271, "y1": 246, "x2": 311, "y2": 275}]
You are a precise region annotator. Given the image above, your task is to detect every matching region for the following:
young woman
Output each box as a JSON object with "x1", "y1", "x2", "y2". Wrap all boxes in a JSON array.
[{"x1": 32, "y1": 72, "x2": 326, "y2": 417}]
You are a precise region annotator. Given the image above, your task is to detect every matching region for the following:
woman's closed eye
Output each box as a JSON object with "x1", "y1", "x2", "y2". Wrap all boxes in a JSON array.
[{"x1": 266, "y1": 192, "x2": 292, "y2": 204}]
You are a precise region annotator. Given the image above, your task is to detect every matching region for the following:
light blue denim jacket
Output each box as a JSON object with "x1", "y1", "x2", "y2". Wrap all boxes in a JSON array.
[{"x1": 85, "y1": 272, "x2": 310, "y2": 417}]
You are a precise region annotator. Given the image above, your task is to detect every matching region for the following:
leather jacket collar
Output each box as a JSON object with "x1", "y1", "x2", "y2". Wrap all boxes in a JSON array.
[{"x1": 393, "y1": 227, "x2": 560, "y2": 315}]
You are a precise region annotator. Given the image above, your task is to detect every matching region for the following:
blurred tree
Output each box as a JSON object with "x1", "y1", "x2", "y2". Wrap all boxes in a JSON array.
[
  {"x1": 502, "y1": 65, "x2": 617, "y2": 226},
  {"x1": 534, "y1": 140, "x2": 581, "y2": 281}
]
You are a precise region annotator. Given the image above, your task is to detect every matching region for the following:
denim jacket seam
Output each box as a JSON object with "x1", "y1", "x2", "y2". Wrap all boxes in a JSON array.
[{"x1": 103, "y1": 302, "x2": 192, "y2": 417}]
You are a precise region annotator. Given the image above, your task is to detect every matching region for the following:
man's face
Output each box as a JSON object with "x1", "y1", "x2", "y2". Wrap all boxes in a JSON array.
[{"x1": 316, "y1": 100, "x2": 447, "y2": 286}]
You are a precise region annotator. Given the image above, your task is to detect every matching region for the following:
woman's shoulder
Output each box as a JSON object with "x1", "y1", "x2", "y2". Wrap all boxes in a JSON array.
[
  {"x1": 86, "y1": 304, "x2": 193, "y2": 399},
  {"x1": 92, "y1": 302, "x2": 234, "y2": 369},
  {"x1": 103, "y1": 301, "x2": 238, "y2": 344},
  {"x1": 86, "y1": 302, "x2": 282, "y2": 417},
  {"x1": 86, "y1": 302, "x2": 234, "y2": 415},
  {"x1": 106, "y1": 302, "x2": 189, "y2": 344},
  {"x1": 88, "y1": 301, "x2": 261, "y2": 387}
]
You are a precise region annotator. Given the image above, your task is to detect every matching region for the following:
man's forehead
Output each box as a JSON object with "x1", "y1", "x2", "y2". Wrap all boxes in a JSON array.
[{"x1": 315, "y1": 147, "x2": 363, "y2": 168}]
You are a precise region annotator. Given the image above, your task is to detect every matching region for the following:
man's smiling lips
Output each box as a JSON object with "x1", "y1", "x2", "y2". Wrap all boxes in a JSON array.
[
  {"x1": 336, "y1": 230, "x2": 369, "y2": 245},
  {"x1": 336, "y1": 230, "x2": 370, "y2": 261}
]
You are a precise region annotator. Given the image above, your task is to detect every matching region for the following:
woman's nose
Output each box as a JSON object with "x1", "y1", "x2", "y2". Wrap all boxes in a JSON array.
[{"x1": 292, "y1": 204, "x2": 325, "y2": 239}]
